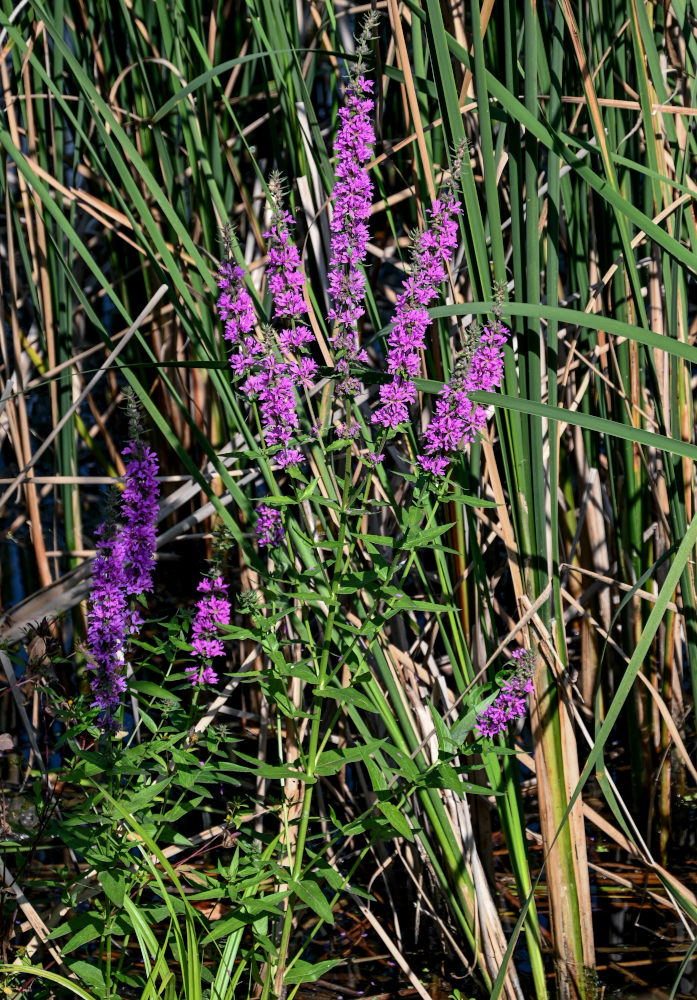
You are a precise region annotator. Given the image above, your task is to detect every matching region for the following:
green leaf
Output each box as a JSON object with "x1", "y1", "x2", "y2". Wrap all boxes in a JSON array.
[
  {"x1": 325, "y1": 437, "x2": 353, "y2": 452},
  {"x1": 130, "y1": 680, "x2": 179, "y2": 702},
  {"x1": 67, "y1": 961, "x2": 106, "y2": 990},
  {"x1": 376, "y1": 800, "x2": 413, "y2": 841},
  {"x1": 387, "y1": 597, "x2": 453, "y2": 616},
  {"x1": 290, "y1": 876, "x2": 334, "y2": 924},
  {"x1": 138, "y1": 707, "x2": 159, "y2": 734},
  {"x1": 315, "y1": 740, "x2": 385, "y2": 776},
  {"x1": 422, "y1": 765, "x2": 493, "y2": 797},
  {"x1": 298, "y1": 476, "x2": 320, "y2": 501},
  {"x1": 477, "y1": 391, "x2": 697, "y2": 462},
  {"x1": 402, "y1": 522, "x2": 455, "y2": 549},
  {"x1": 98, "y1": 869, "x2": 126, "y2": 908},
  {"x1": 314, "y1": 686, "x2": 378, "y2": 713},
  {"x1": 61, "y1": 919, "x2": 102, "y2": 955},
  {"x1": 284, "y1": 958, "x2": 343, "y2": 985},
  {"x1": 449, "y1": 707, "x2": 481, "y2": 746},
  {"x1": 427, "y1": 700, "x2": 458, "y2": 756},
  {"x1": 403, "y1": 504, "x2": 423, "y2": 528},
  {"x1": 0, "y1": 966, "x2": 98, "y2": 1000},
  {"x1": 200, "y1": 911, "x2": 249, "y2": 946},
  {"x1": 445, "y1": 491, "x2": 499, "y2": 509},
  {"x1": 124, "y1": 777, "x2": 172, "y2": 813}
]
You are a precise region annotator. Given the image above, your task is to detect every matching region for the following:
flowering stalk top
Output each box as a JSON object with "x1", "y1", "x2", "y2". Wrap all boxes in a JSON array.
[
  {"x1": 265, "y1": 172, "x2": 309, "y2": 328},
  {"x1": 475, "y1": 649, "x2": 535, "y2": 739},
  {"x1": 372, "y1": 154, "x2": 464, "y2": 431},
  {"x1": 86, "y1": 430, "x2": 160, "y2": 728},
  {"x1": 417, "y1": 315, "x2": 508, "y2": 476},
  {"x1": 187, "y1": 575, "x2": 232, "y2": 687},
  {"x1": 327, "y1": 13, "x2": 378, "y2": 400},
  {"x1": 118, "y1": 439, "x2": 159, "y2": 597},
  {"x1": 256, "y1": 503, "x2": 285, "y2": 549},
  {"x1": 218, "y1": 188, "x2": 319, "y2": 470}
]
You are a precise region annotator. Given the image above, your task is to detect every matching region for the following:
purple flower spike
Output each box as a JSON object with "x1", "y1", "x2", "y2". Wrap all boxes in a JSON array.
[
  {"x1": 118, "y1": 440, "x2": 159, "y2": 596},
  {"x1": 327, "y1": 75, "x2": 375, "y2": 362},
  {"x1": 265, "y1": 205, "x2": 308, "y2": 323},
  {"x1": 86, "y1": 433, "x2": 160, "y2": 728},
  {"x1": 219, "y1": 182, "x2": 316, "y2": 469},
  {"x1": 256, "y1": 504, "x2": 285, "y2": 549},
  {"x1": 475, "y1": 649, "x2": 535, "y2": 739},
  {"x1": 278, "y1": 326, "x2": 314, "y2": 353},
  {"x1": 187, "y1": 575, "x2": 232, "y2": 686},
  {"x1": 372, "y1": 189, "x2": 463, "y2": 431},
  {"x1": 417, "y1": 321, "x2": 508, "y2": 475},
  {"x1": 86, "y1": 525, "x2": 129, "y2": 722},
  {"x1": 327, "y1": 18, "x2": 378, "y2": 394},
  {"x1": 217, "y1": 261, "x2": 256, "y2": 345}
]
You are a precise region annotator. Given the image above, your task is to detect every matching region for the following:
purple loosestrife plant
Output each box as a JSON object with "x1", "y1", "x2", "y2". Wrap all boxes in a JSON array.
[
  {"x1": 265, "y1": 175, "x2": 318, "y2": 391},
  {"x1": 475, "y1": 648, "x2": 535, "y2": 739},
  {"x1": 256, "y1": 503, "x2": 285, "y2": 549},
  {"x1": 118, "y1": 439, "x2": 160, "y2": 600},
  {"x1": 217, "y1": 255, "x2": 257, "y2": 349},
  {"x1": 86, "y1": 419, "x2": 160, "y2": 727},
  {"x1": 257, "y1": 181, "x2": 320, "y2": 466},
  {"x1": 265, "y1": 173, "x2": 313, "y2": 335},
  {"x1": 243, "y1": 342, "x2": 305, "y2": 469},
  {"x1": 372, "y1": 155, "x2": 464, "y2": 432},
  {"x1": 218, "y1": 191, "x2": 318, "y2": 470},
  {"x1": 86, "y1": 522, "x2": 130, "y2": 723},
  {"x1": 216, "y1": 232, "x2": 264, "y2": 385},
  {"x1": 417, "y1": 319, "x2": 508, "y2": 476},
  {"x1": 187, "y1": 575, "x2": 232, "y2": 687},
  {"x1": 327, "y1": 13, "x2": 378, "y2": 402},
  {"x1": 218, "y1": 262, "x2": 301, "y2": 469}
]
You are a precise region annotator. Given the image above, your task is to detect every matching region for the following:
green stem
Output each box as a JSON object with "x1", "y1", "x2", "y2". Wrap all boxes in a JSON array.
[{"x1": 272, "y1": 440, "x2": 353, "y2": 996}]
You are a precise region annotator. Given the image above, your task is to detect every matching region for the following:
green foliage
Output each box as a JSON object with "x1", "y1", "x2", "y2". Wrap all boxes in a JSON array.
[{"x1": 1, "y1": 3, "x2": 697, "y2": 1000}]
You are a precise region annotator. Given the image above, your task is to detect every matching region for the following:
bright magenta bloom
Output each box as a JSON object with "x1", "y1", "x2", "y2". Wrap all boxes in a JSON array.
[
  {"x1": 256, "y1": 504, "x2": 285, "y2": 548},
  {"x1": 372, "y1": 194, "x2": 462, "y2": 431},
  {"x1": 87, "y1": 441, "x2": 160, "y2": 726},
  {"x1": 475, "y1": 649, "x2": 535, "y2": 738},
  {"x1": 187, "y1": 575, "x2": 232, "y2": 686},
  {"x1": 327, "y1": 75, "x2": 374, "y2": 366},
  {"x1": 417, "y1": 323, "x2": 508, "y2": 475}
]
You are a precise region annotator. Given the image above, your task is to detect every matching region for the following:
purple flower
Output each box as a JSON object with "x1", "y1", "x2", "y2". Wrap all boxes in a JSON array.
[
  {"x1": 265, "y1": 202, "x2": 307, "y2": 323},
  {"x1": 187, "y1": 575, "x2": 232, "y2": 686},
  {"x1": 86, "y1": 524, "x2": 129, "y2": 723},
  {"x1": 475, "y1": 649, "x2": 535, "y2": 739},
  {"x1": 290, "y1": 356, "x2": 318, "y2": 388},
  {"x1": 373, "y1": 377, "x2": 417, "y2": 428},
  {"x1": 277, "y1": 447, "x2": 304, "y2": 468},
  {"x1": 417, "y1": 322, "x2": 508, "y2": 475},
  {"x1": 372, "y1": 192, "x2": 462, "y2": 431},
  {"x1": 256, "y1": 504, "x2": 285, "y2": 549},
  {"x1": 86, "y1": 438, "x2": 160, "y2": 727},
  {"x1": 418, "y1": 454, "x2": 450, "y2": 477},
  {"x1": 185, "y1": 663, "x2": 221, "y2": 687},
  {"x1": 219, "y1": 182, "x2": 317, "y2": 469},
  {"x1": 117, "y1": 440, "x2": 159, "y2": 596},
  {"x1": 278, "y1": 326, "x2": 314, "y2": 352},
  {"x1": 217, "y1": 261, "x2": 256, "y2": 345},
  {"x1": 327, "y1": 49, "x2": 375, "y2": 394}
]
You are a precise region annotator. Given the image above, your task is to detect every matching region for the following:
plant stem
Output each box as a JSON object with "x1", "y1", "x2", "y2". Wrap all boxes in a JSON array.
[{"x1": 272, "y1": 440, "x2": 353, "y2": 997}]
